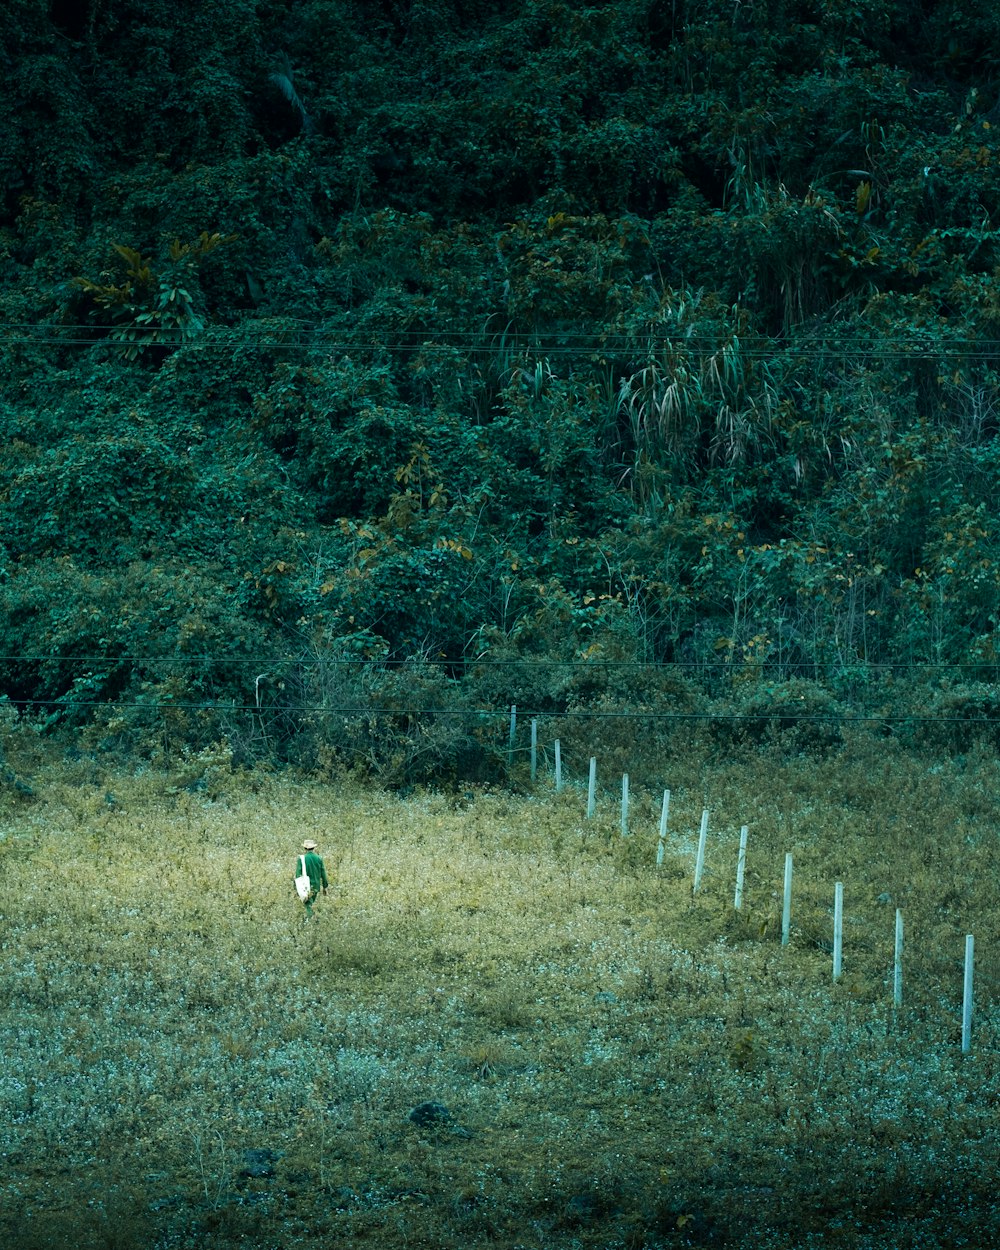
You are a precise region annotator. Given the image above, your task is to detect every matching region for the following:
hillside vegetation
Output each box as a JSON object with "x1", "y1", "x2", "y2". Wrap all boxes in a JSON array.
[{"x1": 1, "y1": 1, "x2": 1000, "y2": 776}]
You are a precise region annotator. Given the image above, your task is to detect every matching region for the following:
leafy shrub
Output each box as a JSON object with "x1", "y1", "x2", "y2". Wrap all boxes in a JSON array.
[
  {"x1": 712, "y1": 678, "x2": 845, "y2": 754},
  {"x1": 71, "y1": 233, "x2": 235, "y2": 359},
  {"x1": 288, "y1": 655, "x2": 497, "y2": 786},
  {"x1": 902, "y1": 681, "x2": 1000, "y2": 754},
  {"x1": 4, "y1": 436, "x2": 197, "y2": 560},
  {"x1": 0, "y1": 559, "x2": 275, "y2": 745}
]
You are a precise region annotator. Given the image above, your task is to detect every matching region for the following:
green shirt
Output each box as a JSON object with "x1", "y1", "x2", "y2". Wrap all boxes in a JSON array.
[{"x1": 301, "y1": 851, "x2": 328, "y2": 893}]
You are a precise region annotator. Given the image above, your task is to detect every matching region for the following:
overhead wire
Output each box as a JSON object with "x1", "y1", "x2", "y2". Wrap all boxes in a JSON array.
[
  {"x1": 3, "y1": 326, "x2": 1000, "y2": 360},
  {"x1": 3, "y1": 320, "x2": 1000, "y2": 343},
  {"x1": 4, "y1": 343, "x2": 1000, "y2": 362},
  {"x1": 1, "y1": 654, "x2": 998, "y2": 670},
  {"x1": 5, "y1": 694, "x2": 999, "y2": 725}
]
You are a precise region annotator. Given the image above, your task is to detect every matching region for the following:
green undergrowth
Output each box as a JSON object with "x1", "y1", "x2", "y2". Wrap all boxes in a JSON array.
[{"x1": 1, "y1": 732, "x2": 998, "y2": 1249}]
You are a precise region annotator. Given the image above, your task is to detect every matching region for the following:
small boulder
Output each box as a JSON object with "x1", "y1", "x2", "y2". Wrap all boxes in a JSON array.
[
  {"x1": 240, "y1": 1147, "x2": 279, "y2": 1179},
  {"x1": 408, "y1": 1101, "x2": 452, "y2": 1127}
]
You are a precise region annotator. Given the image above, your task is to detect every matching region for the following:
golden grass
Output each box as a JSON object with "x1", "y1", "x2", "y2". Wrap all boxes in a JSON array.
[{"x1": 1, "y1": 729, "x2": 999, "y2": 1248}]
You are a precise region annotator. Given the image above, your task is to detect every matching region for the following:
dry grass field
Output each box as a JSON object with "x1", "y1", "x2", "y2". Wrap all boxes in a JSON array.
[{"x1": 1, "y1": 726, "x2": 999, "y2": 1249}]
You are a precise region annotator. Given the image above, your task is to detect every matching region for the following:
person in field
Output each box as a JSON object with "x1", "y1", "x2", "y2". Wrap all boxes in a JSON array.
[{"x1": 296, "y1": 838, "x2": 329, "y2": 918}]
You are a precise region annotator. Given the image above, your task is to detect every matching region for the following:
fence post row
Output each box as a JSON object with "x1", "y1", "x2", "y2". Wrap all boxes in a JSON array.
[{"x1": 509, "y1": 728, "x2": 980, "y2": 1052}]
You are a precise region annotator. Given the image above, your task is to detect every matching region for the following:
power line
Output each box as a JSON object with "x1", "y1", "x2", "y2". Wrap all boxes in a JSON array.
[
  {"x1": 5, "y1": 345, "x2": 1000, "y2": 363},
  {"x1": 1, "y1": 654, "x2": 998, "y2": 670},
  {"x1": 4, "y1": 321, "x2": 1000, "y2": 346},
  {"x1": 5, "y1": 695, "x2": 1000, "y2": 725},
  {"x1": 4, "y1": 331, "x2": 1000, "y2": 360}
]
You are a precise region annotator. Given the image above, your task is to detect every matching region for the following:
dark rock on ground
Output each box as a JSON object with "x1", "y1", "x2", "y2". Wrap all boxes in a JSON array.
[
  {"x1": 408, "y1": 1101, "x2": 453, "y2": 1127},
  {"x1": 240, "y1": 1147, "x2": 279, "y2": 1178}
]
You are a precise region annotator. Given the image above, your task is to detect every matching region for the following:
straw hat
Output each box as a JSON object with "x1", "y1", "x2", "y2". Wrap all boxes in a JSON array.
[{"x1": 302, "y1": 839, "x2": 318, "y2": 851}]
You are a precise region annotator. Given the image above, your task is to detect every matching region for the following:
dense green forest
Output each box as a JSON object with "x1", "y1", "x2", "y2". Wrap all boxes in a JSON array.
[{"x1": 2, "y1": 0, "x2": 999, "y2": 781}]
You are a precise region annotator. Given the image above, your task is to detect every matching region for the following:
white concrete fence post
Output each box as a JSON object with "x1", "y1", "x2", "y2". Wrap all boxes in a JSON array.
[
  {"x1": 833, "y1": 882, "x2": 844, "y2": 981},
  {"x1": 656, "y1": 789, "x2": 670, "y2": 868},
  {"x1": 693, "y1": 808, "x2": 709, "y2": 894},
  {"x1": 587, "y1": 757, "x2": 597, "y2": 819},
  {"x1": 734, "y1": 825, "x2": 749, "y2": 910},
  {"x1": 962, "y1": 934, "x2": 975, "y2": 1054},
  {"x1": 781, "y1": 853, "x2": 793, "y2": 946}
]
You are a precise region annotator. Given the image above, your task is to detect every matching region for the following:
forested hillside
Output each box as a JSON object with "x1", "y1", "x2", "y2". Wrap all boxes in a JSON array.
[{"x1": 2, "y1": 0, "x2": 999, "y2": 780}]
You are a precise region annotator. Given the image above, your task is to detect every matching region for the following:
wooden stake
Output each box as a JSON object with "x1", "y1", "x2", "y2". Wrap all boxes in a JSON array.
[
  {"x1": 530, "y1": 718, "x2": 537, "y2": 782},
  {"x1": 554, "y1": 739, "x2": 562, "y2": 792},
  {"x1": 507, "y1": 705, "x2": 516, "y2": 769},
  {"x1": 893, "y1": 909, "x2": 903, "y2": 1009}
]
